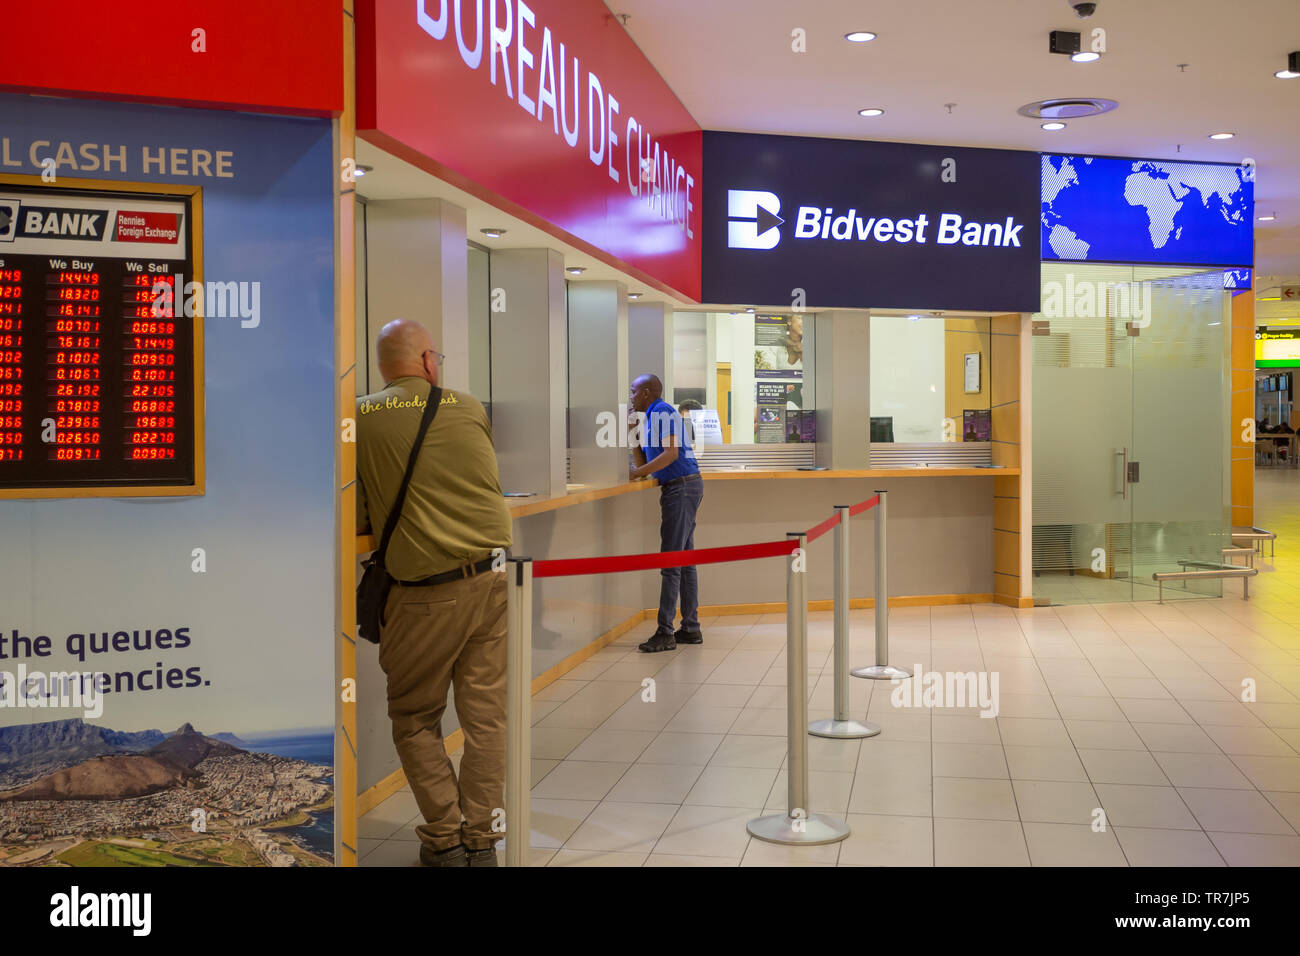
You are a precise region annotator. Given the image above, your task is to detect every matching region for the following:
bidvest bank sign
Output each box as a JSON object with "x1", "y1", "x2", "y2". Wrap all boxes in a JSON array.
[
  {"x1": 704, "y1": 132, "x2": 1042, "y2": 313},
  {"x1": 357, "y1": 0, "x2": 703, "y2": 301}
]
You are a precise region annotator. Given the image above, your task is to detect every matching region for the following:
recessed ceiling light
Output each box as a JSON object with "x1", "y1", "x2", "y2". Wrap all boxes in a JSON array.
[
  {"x1": 353, "y1": 164, "x2": 373, "y2": 177},
  {"x1": 1277, "y1": 52, "x2": 1300, "y2": 78},
  {"x1": 845, "y1": 31, "x2": 877, "y2": 42},
  {"x1": 1259, "y1": 214, "x2": 1276, "y2": 221},
  {"x1": 566, "y1": 266, "x2": 586, "y2": 275},
  {"x1": 746, "y1": 307, "x2": 756, "y2": 313},
  {"x1": 1041, "y1": 122, "x2": 1067, "y2": 131},
  {"x1": 480, "y1": 227, "x2": 507, "y2": 238},
  {"x1": 858, "y1": 108, "x2": 885, "y2": 117},
  {"x1": 1208, "y1": 132, "x2": 1235, "y2": 140},
  {"x1": 1277, "y1": 70, "x2": 1300, "y2": 79},
  {"x1": 1070, "y1": 51, "x2": 1100, "y2": 63},
  {"x1": 628, "y1": 292, "x2": 642, "y2": 300}
]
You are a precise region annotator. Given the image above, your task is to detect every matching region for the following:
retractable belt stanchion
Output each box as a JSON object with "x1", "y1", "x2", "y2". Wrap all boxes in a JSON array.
[
  {"x1": 809, "y1": 506, "x2": 881, "y2": 739},
  {"x1": 747, "y1": 533, "x2": 851, "y2": 846},
  {"x1": 852, "y1": 489, "x2": 912, "y2": 681},
  {"x1": 504, "y1": 557, "x2": 533, "y2": 868}
]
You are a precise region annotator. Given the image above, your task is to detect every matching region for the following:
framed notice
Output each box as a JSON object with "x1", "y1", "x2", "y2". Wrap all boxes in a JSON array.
[
  {"x1": 964, "y1": 352, "x2": 981, "y2": 393},
  {"x1": 0, "y1": 176, "x2": 204, "y2": 498}
]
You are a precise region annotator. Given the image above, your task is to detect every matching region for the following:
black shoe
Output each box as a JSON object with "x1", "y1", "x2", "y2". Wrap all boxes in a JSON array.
[
  {"x1": 674, "y1": 627, "x2": 703, "y2": 645},
  {"x1": 419, "y1": 843, "x2": 468, "y2": 867},
  {"x1": 466, "y1": 846, "x2": 499, "y2": 867},
  {"x1": 638, "y1": 629, "x2": 677, "y2": 653}
]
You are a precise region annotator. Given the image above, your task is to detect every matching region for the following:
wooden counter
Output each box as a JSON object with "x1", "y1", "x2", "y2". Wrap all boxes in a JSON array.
[{"x1": 355, "y1": 467, "x2": 1018, "y2": 553}]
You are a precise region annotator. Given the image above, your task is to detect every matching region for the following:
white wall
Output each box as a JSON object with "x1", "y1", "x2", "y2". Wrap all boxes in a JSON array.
[
  {"x1": 672, "y1": 311, "x2": 706, "y2": 398},
  {"x1": 870, "y1": 315, "x2": 945, "y2": 442},
  {"x1": 713, "y1": 312, "x2": 756, "y2": 443}
]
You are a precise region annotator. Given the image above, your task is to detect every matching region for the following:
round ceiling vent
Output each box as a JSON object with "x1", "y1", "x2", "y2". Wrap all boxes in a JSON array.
[{"x1": 1017, "y1": 97, "x2": 1119, "y2": 119}]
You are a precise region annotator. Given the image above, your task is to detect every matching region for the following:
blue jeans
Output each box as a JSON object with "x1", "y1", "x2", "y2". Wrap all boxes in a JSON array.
[{"x1": 657, "y1": 475, "x2": 704, "y2": 632}]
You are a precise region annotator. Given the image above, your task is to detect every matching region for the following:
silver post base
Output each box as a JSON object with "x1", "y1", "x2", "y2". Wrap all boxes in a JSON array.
[
  {"x1": 851, "y1": 663, "x2": 913, "y2": 680},
  {"x1": 747, "y1": 812, "x2": 851, "y2": 846},
  {"x1": 808, "y1": 717, "x2": 881, "y2": 739}
]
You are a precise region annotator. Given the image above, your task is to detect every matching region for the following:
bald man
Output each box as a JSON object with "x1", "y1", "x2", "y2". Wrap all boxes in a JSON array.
[
  {"x1": 630, "y1": 373, "x2": 704, "y2": 652},
  {"x1": 356, "y1": 319, "x2": 512, "y2": 868}
]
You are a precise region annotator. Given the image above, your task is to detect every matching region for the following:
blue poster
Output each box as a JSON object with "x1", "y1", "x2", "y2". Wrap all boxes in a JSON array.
[{"x1": 0, "y1": 94, "x2": 336, "y2": 866}]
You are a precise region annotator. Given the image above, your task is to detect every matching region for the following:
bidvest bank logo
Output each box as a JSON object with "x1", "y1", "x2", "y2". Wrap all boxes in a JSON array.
[
  {"x1": 726, "y1": 188, "x2": 1025, "y2": 251},
  {"x1": 727, "y1": 190, "x2": 784, "y2": 249},
  {"x1": 0, "y1": 201, "x2": 16, "y2": 242}
]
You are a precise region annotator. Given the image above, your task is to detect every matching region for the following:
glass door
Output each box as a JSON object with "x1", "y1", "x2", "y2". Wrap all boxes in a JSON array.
[
  {"x1": 1032, "y1": 266, "x2": 1229, "y2": 605},
  {"x1": 1032, "y1": 270, "x2": 1136, "y2": 604},
  {"x1": 1128, "y1": 271, "x2": 1229, "y2": 601}
]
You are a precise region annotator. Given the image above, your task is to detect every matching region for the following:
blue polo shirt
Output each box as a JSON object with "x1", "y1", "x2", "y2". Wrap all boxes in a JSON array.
[{"x1": 642, "y1": 398, "x2": 699, "y2": 483}]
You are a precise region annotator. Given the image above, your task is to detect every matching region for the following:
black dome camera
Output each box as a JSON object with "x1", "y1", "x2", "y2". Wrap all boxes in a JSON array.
[{"x1": 1070, "y1": 1, "x2": 1098, "y2": 17}]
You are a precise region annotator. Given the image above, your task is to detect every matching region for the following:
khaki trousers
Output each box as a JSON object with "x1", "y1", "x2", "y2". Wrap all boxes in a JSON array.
[{"x1": 378, "y1": 569, "x2": 507, "y2": 852}]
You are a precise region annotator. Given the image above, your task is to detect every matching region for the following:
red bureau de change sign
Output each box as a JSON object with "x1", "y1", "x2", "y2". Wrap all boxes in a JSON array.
[
  {"x1": 0, "y1": 1, "x2": 342, "y2": 117},
  {"x1": 357, "y1": 0, "x2": 703, "y2": 302}
]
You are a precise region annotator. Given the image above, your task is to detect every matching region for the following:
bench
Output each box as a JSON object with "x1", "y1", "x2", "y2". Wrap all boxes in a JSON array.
[
  {"x1": 1231, "y1": 527, "x2": 1277, "y2": 559},
  {"x1": 1152, "y1": 562, "x2": 1258, "y2": 603},
  {"x1": 1221, "y1": 546, "x2": 1256, "y2": 569}
]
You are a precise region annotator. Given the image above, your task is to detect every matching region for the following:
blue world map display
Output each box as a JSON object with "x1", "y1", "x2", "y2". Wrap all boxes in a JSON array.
[{"x1": 1041, "y1": 154, "x2": 1254, "y2": 267}]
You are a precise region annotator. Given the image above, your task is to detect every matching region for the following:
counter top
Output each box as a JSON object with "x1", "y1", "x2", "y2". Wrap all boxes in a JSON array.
[{"x1": 355, "y1": 467, "x2": 1017, "y2": 553}]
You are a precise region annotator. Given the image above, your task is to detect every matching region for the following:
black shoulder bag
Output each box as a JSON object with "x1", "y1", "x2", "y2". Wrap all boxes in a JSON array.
[{"x1": 357, "y1": 386, "x2": 442, "y2": 644}]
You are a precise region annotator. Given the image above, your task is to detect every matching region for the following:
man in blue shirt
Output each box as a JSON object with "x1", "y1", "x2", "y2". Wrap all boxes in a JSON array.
[{"x1": 629, "y1": 374, "x2": 704, "y2": 652}]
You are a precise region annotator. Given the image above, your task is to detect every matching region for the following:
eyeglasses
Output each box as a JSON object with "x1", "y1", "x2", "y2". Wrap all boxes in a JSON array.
[{"x1": 423, "y1": 349, "x2": 445, "y2": 367}]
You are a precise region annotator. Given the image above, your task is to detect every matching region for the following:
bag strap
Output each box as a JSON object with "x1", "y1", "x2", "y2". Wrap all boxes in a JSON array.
[{"x1": 374, "y1": 385, "x2": 442, "y2": 568}]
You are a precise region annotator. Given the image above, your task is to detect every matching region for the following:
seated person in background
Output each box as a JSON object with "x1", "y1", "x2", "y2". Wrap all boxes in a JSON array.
[{"x1": 678, "y1": 398, "x2": 703, "y2": 445}]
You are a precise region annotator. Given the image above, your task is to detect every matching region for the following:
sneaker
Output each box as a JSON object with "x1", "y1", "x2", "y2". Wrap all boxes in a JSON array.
[
  {"x1": 638, "y1": 629, "x2": 677, "y2": 653},
  {"x1": 419, "y1": 843, "x2": 468, "y2": 867},
  {"x1": 466, "y1": 846, "x2": 499, "y2": 867},
  {"x1": 674, "y1": 628, "x2": 703, "y2": 645}
]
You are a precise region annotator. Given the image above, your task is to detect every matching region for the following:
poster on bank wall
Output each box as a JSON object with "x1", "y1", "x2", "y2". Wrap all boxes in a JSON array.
[
  {"x1": 755, "y1": 382, "x2": 815, "y2": 443},
  {"x1": 754, "y1": 315, "x2": 804, "y2": 379},
  {"x1": 0, "y1": 94, "x2": 336, "y2": 867}
]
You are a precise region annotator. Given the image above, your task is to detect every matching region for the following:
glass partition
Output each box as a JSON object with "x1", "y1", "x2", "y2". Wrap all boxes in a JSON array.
[
  {"x1": 467, "y1": 243, "x2": 492, "y2": 410},
  {"x1": 671, "y1": 311, "x2": 816, "y2": 445},
  {"x1": 868, "y1": 315, "x2": 992, "y2": 444}
]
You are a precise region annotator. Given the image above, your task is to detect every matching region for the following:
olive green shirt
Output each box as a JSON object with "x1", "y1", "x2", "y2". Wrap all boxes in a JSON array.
[{"x1": 356, "y1": 377, "x2": 512, "y2": 580}]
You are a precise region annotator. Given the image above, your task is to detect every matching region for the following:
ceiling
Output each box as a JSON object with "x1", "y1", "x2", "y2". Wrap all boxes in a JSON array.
[{"x1": 608, "y1": 0, "x2": 1300, "y2": 276}]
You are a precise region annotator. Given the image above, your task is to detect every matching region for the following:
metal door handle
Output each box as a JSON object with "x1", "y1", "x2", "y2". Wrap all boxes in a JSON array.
[{"x1": 1115, "y1": 448, "x2": 1128, "y2": 499}]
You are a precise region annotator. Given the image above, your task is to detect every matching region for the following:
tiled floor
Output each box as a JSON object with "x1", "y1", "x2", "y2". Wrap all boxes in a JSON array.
[{"x1": 360, "y1": 471, "x2": 1300, "y2": 866}]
